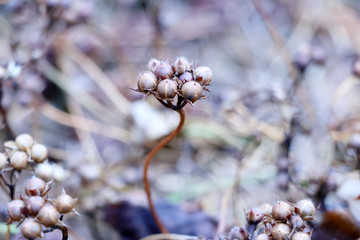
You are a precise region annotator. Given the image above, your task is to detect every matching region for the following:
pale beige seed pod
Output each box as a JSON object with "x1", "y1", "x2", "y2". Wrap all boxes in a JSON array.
[
  {"x1": 148, "y1": 58, "x2": 161, "y2": 73},
  {"x1": 0, "y1": 152, "x2": 7, "y2": 169},
  {"x1": 55, "y1": 191, "x2": 78, "y2": 213},
  {"x1": 246, "y1": 207, "x2": 264, "y2": 223},
  {"x1": 295, "y1": 199, "x2": 316, "y2": 220},
  {"x1": 173, "y1": 56, "x2": 190, "y2": 74},
  {"x1": 155, "y1": 62, "x2": 174, "y2": 80},
  {"x1": 21, "y1": 219, "x2": 43, "y2": 239},
  {"x1": 272, "y1": 201, "x2": 294, "y2": 220},
  {"x1": 157, "y1": 79, "x2": 178, "y2": 99},
  {"x1": 37, "y1": 204, "x2": 60, "y2": 227},
  {"x1": 259, "y1": 203, "x2": 273, "y2": 215},
  {"x1": 8, "y1": 199, "x2": 25, "y2": 221},
  {"x1": 137, "y1": 71, "x2": 158, "y2": 92},
  {"x1": 15, "y1": 134, "x2": 34, "y2": 151},
  {"x1": 35, "y1": 163, "x2": 53, "y2": 181},
  {"x1": 271, "y1": 223, "x2": 291, "y2": 240},
  {"x1": 31, "y1": 143, "x2": 48, "y2": 163},
  {"x1": 181, "y1": 81, "x2": 203, "y2": 103},
  {"x1": 194, "y1": 66, "x2": 212, "y2": 85},
  {"x1": 291, "y1": 232, "x2": 311, "y2": 240},
  {"x1": 25, "y1": 176, "x2": 46, "y2": 196},
  {"x1": 10, "y1": 151, "x2": 28, "y2": 170},
  {"x1": 26, "y1": 196, "x2": 46, "y2": 217}
]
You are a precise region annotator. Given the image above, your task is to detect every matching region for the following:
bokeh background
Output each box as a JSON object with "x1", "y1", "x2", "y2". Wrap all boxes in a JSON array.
[{"x1": 0, "y1": 0, "x2": 360, "y2": 239}]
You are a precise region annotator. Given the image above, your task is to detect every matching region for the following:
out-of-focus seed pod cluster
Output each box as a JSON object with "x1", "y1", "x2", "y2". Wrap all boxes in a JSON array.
[
  {"x1": 217, "y1": 199, "x2": 316, "y2": 240},
  {"x1": 7, "y1": 177, "x2": 78, "y2": 239},
  {"x1": 135, "y1": 57, "x2": 212, "y2": 109}
]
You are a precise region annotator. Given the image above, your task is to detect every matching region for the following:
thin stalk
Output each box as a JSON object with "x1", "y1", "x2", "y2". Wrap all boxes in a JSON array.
[{"x1": 143, "y1": 109, "x2": 185, "y2": 234}]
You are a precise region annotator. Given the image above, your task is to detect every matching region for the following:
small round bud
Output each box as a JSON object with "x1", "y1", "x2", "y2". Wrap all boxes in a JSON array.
[
  {"x1": 8, "y1": 200, "x2": 25, "y2": 221},
  {"x1": 179, "y1": 71, "x2": 193, "y2": 84},
  {"x1": 26, "y1": 196, "x2": 46, "y2": 217},
  {"x1": 157, "y1": 79, "x2": 178, "y2": 99},
  {"x1": 270, "y1": 223, "x2": 291, "y2": 240},
  {"x1": 55, "y1": 193, "x2": 77, "y2": 213},
  {"x1": 10, "y1": 151, "x2": 28, "y2": 170},
  {"x1": 155, "y1": 62, "x2": 174, "y2": 80},
  {"x1": 173, "y1": 56, "x2": 190, "y2": 74},
  {"x1": 31, "y1": 144, "x2": 48, "y2": 163},
  {"x1": 181, "y1": 81, "x2": 203, "y2": 103},
  {"x1": 37, "y1": 204, "x2": 60, "y2": 227},
  {"x1": 256, "y1": 233, "x2": 271, "y2": 240},
  {"x1": 21, "y1": 219, "x2": 43, "y2": 239},
  {"x1": 228, "y1": 226, "x2": 247, "y2": 240},
  {"x1": 295, "y1": 199, "x2": 316, "y2": 220},
  {"x1": 25, "y1": 176, "x2": 46, "y2": 196},
  {"x1": 291, "y1": 232, "x2": 311, "y2": 240},
  {"x1": 246, "y1": 207, "x2": 264, "y2": 223},
  {"x1": 272, "y1": 201, "x2": 294, "y2": 220},
  {"x1": 290, "y1": 215, "x2": 305, "y2": 230},
  {"x1": 0, "y1": 152, "x2": 7, "y2": 169},
  {"x1": 148, "y1": 58, "x2": 161, "y2": 72},
  {"x1": 194, "y1": 66, "x2": 212, "y2": 85},
  {"x1": 15, "y1": 134, "x2": 34, "y2": 151},
  {"x1": 137, "y1": 71, "x2": 157, "y2": 92}
]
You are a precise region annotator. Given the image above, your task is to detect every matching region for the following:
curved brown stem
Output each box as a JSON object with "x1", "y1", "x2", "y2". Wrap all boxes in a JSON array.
[{"x1": 143, "y1": 109, "x2": 185, "y2": 234}]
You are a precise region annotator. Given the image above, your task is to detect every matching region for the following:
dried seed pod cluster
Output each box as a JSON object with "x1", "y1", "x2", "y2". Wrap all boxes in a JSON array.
[
  {"x1": 218, "y1": 199, "x2": 316, "y2": 240},
  {"x1": 135, "y1": 57, "x2": 212, "y2": 109},
  {"x1": 7, "y1": 177, "x2": 78, "y2": 239}
]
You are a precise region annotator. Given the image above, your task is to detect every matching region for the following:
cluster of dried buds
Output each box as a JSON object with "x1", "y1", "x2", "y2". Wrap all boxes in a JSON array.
[
  {"x1": 7, "y1": 176, "x2": 78, "y2": 239},
  {"x1": 219, "y1": 199, "x2": 316, "y2": 240},
  {"x1": 135, "y1": 57, "x2": 212, "y2": 110}
]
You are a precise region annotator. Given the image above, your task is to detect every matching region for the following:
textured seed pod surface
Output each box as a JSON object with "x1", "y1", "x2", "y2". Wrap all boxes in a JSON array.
[
  {"x1": 37, "y1": 204, "x2": 60, "y2": 227},
  {"x1": 157, "y1": 79, "x2": 178, "y2": 99},
  {"x1": 21, "y1": 219, "x2": 43, "y2": 239},
  {"x1": 10, "y1": 151, "x2": 28, "y2": 170},
  {"x1": 272, "y1": 201, "x2": 294, "y2": 220},
  {"x1": 25, "y1": 177, "x2": 46, "y2": 196},
  {"x1": 8, "y1": 200, "x2": 25, "y2": 221},
  {"x1": 26, "y1": 196, "x2": 46, "y2": 217},
  {"x1": 137, "y1": 71, "x2": 157, "y2": 91},
  {"x1": 31, "y1": 143, "x2": 48, "y2": 163},
  {"x1": 271, "y1": 223, "x2": 291, "y2": 240},
  {"x1": 181, "y1": 81, "x2": 203, "y2": 103},
  {"x1": 55, "y1": 193, "x2": 77, "y2": 213},
  {"x1": 15, "y1": 134, "x2": 34, "y2": 151},
  {"x1": 194, "y1": 66, "x2": 212, "y2": 85}
]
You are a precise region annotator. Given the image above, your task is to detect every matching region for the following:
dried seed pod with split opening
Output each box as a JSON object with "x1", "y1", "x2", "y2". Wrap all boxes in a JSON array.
[
  {"x1": 295, "y1": 199, "x2": 316, "y2": 220},
  {"x1": 173, "y1": 56, "x2": 191, "y2": 74},
  {"x1": 21, "y1": 219, "x2": 43, "y2": 239},
  {"x1": 246, "y1": 207, "x2": 264, "y2": 223},
  {"x1": 272, "y1": 201, "x2": 294, "y2": 220},
  {"x1": 25, "y1": 176, "x2": 46, "y2": 196},
  {"x1": 37, "y1": 204, "x2": 60, "y2": 227},
  {"x1": 194, "y1": 66, "x2": 212, "y2": 85},
  {"x1": 271, "y1": 223, "x2": 291, "y2": 240},
  {"x1": 155, "y1": 61, "x2": 174, "y2": 80},
  {"x1": 10, "y1": 151, "x2": 28, "y2": 170},
  {"x1": 181, "y1": 81, "x2": 203, "y2": 103},
  {"x1": 55, "y1": 189, "x2": 78, "y2": 214},
  {"x1": 31, "y1": 143, "x2": 48, "y2": 163},
  {"x1": 157, "y1": 79, "x2": 178, "y2": 99},
  {"x1": 137, "y1": 71, "x2": 158, "y2": 92},
  {"x1": 8, "y1": 199, "x2": 25, "y2": 221},
  {"x1": 148, "y1": 58, "x2": 161, "y2": 73}
]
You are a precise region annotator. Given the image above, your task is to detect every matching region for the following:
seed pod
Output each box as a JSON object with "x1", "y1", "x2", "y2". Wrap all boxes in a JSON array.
[
  {"x1": 181, "y1": 81, "x2": 203, "y2": 103},
  {"x1": 21, "y1": 219, "x2": 43, "y2": 239},
  {"x1": 10, "y1": 151, "x2": 28, "y2": 170},
  {"x1": 295, "y1": 199, "x2": 316, "y2": 220},
  {"x1": 155, "y1": 62, "x2": 174, "y2": 80},
  {"x1": 291, "y1": 232, "x2": 311, "y2": 240},
  {"x1": 290, "y1": 215, "x2": 305, "y2": 230},
  {"x1": 0, "y1": 152, "x2": 7, "y2": 169},
  {"x1": 31, "y1": 143, "x2": 48, "y2": 163},
  {"x1": 35, "y1": 163, "x2": 53, "y2": 181},
  {"x1": 194, "y1": 66, "x2": 212, "y2": 85},
  {"x1": 26, "y1": 196, "x2": 46, "y2": 217},
  {"x1": 148, "y1": 58, "x2": 161, "y2": 72},
  {"x1": 8, "y1": 200, "x2": 25, "y2": 221},
  {"x1": 179, "y1": 71, "x2": 193, "y2": 84},
  {"x1": 256, "y1": 233, "x2": 271, "y2": 240},
  {"x1": 270, "y1": 223, "x2": 291, "y2": 240},
  {"x1": 15, "y1": 134, "x2": 34, "y2": 151},
  {"x1": 25, "y1": 176, "x2": 46, "y2": 196},
  {"x1": 259, "y1": 203, "x2": 273, "y2": 215},
  {"x1": 137, "y1": 71, "x2": 158, "y2": 92},
  {"x1": 37, "y1": 204, "x2": 60, "y2": 227},
  {"x1": 157, "y1": 79, "x2": 178, "y2": 99},
  {"x1": 246, "y1": 207, "x2": 264, "y2": 223},
  {"x1": 228, "y1": 226, "x2": 247, "y2": 240},
  {"x1": 55, "y1": 191, "x2": 77, "y2": 213},
  {"x1": 173, "y1": 56, "x2": 190, "y2": 74},
  {"x1": 272, "y1": 201, "x2": 294, "y2": 220}
]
